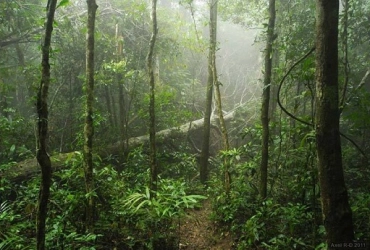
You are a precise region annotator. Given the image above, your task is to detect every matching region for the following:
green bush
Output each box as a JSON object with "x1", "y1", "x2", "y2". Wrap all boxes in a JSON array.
[
  {"x1": 239, "y1": 199, "x2": 315, "y2": 249},
  {"x1": 117, "y1": 178, "x2": 207, "y2": 249}
]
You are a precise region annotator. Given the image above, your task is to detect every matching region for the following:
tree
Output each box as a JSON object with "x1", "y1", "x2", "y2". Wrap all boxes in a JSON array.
[
  {"x1": 36, "y1": 1, "x2": 58, "y2": 249},
  {"x1": 259, "y1": 0, "x2": 276, "y2": 199},
  {"x1": 200, "y1": 0, "x2": 217, "y2": 185},
  {"x1": 0, "y1": 0, "x2": 42, "y2": 49},
  {"x1": 83, "y1": 0, "x2": 98, "y2": 233},
  {"x1": 314, "y1": 0, "x2": 354, "y2": 246},
  {"x1": 212, "y1": 3, "x2": 231, "y2": 193},
  {"x1": 147, "y1": 0, "x2": 158, "y2": 192}
]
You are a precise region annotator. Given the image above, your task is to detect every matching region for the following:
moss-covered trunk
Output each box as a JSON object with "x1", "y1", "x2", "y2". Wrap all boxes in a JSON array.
[
  {"x1": 260, "y1": 0, "x2": 275, "y2": 199},
  {"x1": 36, "y1": 1, "x2": 57, "y2": 249},
  {"x1": 147, "y1": 0, "x2": 158, "y2": 193},
  {"x1": 200, "y1": 0, "x2": 217, "y2": 185},
  {"x1": 314, "y1": 0, "x2": 354, "y2": 246},
  {"x1": 84, "y1": 0, "x2": 98, "y2": 233}
]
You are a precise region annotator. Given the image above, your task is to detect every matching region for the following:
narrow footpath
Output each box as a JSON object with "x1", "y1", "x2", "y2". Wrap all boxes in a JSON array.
[{"x1": 178, "y1": 200, "x2": 234, "y2": 249}]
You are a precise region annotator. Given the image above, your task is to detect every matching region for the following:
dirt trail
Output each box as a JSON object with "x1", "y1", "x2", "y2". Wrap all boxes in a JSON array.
[{"x1": 178, "y1": 200, "x2": 234, "y2": 250}]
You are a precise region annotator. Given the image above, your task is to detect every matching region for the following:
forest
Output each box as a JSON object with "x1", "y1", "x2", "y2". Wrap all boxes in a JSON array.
[{"x1": 0, "y1": 0, "x2": 369, "y2": 249}]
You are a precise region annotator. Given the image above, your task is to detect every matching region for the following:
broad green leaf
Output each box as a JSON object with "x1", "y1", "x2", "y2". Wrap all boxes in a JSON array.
[
  {"x1": 57, "y1": 0, "x2": 70, "y2": 9},
  {"x1": 134, "y1": 200, "x2": 149, "y2": 212},
  {"x1": 9, "y1": 144, "x2": 16, "y2": 154}
]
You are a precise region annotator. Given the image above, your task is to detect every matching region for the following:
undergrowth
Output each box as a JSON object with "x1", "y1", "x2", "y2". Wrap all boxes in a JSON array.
[{"x1": 0, "y1": 149, "x2": 206, "y2": 250}]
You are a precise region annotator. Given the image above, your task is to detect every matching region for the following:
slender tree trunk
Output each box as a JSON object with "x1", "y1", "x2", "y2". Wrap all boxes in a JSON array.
[
  {"x1": 200, "y1": 0, "x2": 217, "y2": 185},
  {"x1": 84, "y1": 0, "x2": 98, "y2": 234},
  {"x1": 269, "y1": 50, "x2": 279, "y2": 120},
  {"x1": 36, "y1": 1, "x2": 57, "y2": 249},
  {"x1": 111, "y1": 90, "x2": 118, "y2": 128},
  {"x1": 118, "y1": 83, "x2": 125, "y2": 157},
  {"x1": 147, "y1": 0, "x2": 158, "y2": 193},
  {"x1": 339, "y1": 0, "x2": 349, "y2": 110},
  {"x1": 116, "y1": 23, "x2": 126, "y2": 160},
  {"x1": 215, "y1": 82, "x2": 231, "y2": 193},
  {"x1": 315, "y1": 0, "x2": 354, "y2": 246},
  {"x1": 68, "y1": 73, "x2": 75, "y2": 151},
  {"x1": 211, "y1": 1, "x2": 231, "y2": 193},
  {"x1": 260, "y1": 0, "x2": 275, "y2": 199},
  {"x1": 104, "y1": 85, "x2": 114, "y2": 128}
]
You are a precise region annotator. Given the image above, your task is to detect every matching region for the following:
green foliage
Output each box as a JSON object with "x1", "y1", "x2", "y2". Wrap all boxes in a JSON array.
[
  {"x1": 351, "y1": 192, "x2": 370, "y2": 240},
  {"x1": 210, "y1": 117, "x2": 324, "y2": 249},
  {"x1": 347, "y1": 164, "x2": 370, "y2": 242},
  {"x1": 122, "y1": 147, "x2": 151, "y2": 186},
  {"x1": 138, "y1": 85, "x2": 193, "y2": 130},
  {"x1": 0, "y1": 114, "x2": 34, "y2": 164},
  {"x1": 208, "y1": 153, "x2": 259, "y2": 229},
  {"x1": 0, "y1": 154, "x2": 105, "y2": 249},
  {"x1": 239, "y1": 200, "x2": 315, "y2": 249},
  {"x1": 123, "y1": 181, "x2": 205, "y2": 217},
  {"x1": 0, "y1": 184, "x2": 36, "y2": 249},
  {"x1": 218, "y1": 0, "x2": 266, "y2": 28},
  {"x1": 158, "y1": 151, "x2": 198, "y2": 182},
  {"x1": 116, "y1": 179, "x2": 207, "y2": 249},
  {"x1": 1, "y1": 148, "x2": 209, "y2": 249},
  {"x1": 211, "y1": 181, "x2": 320, "y2": 250},
  {"x1": 1, "y1": 0, "x2": 369, "y2": 249},
  {"x1": 0, "y1": 201, "x2": 26, "y2": 250},
  {"x1": 56, "y1": 0, "x2": 70, "y2": 9},
  {"x1": 343, "y1": 91, "x2": 370, "y2": 136}
]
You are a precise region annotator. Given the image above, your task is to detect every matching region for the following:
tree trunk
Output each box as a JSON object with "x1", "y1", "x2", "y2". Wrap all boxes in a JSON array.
[
  {"x1": 314, "y1": 0, "x2": 354, "y2": 246},
  {"x1": 339, "y1": 0, "x2": 349, "y2": 109},
  {"x1": 147, "y1": 0, "x2": 158, "y2": 193},
  {"x1": 116, "y1": 23, "x2": 126, "y2": 160},
  {"x1": 111, "y1": 89, "x2": 118, "y2": 128},
  {"x1": 211, "y1": 1, "x2": 231, "y2": 193},
  {"x1": 36, "y1": 1, "x2": 57, "y2": 249},
  {"x1": 84, "y1": 0, "x2": 98, "y2": 234},
  {"x1": 200, "y1": 0, "x2": 217, "y2": 185},
  {"x1": 104, "y1": 85, "x2": 115, "y2": 128},
  {"x1": 260, "y1": 0, "x2": 275, "y2": 199}
]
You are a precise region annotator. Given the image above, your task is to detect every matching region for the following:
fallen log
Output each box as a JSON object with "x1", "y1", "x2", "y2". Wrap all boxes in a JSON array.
[{"x1": 3, "y1": 110, "x2": 237, "y2": 181}]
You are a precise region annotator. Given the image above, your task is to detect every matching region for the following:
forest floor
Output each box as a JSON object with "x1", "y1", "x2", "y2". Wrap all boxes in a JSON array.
[{"x1": 178, "y1": 200, "x2": 234, "y2": 249}]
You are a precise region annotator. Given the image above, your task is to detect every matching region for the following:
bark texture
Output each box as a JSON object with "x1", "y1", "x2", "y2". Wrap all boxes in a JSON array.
[
  {"x1": 339, "y1": 0, "x2": 349, "y2": 109},
  {"x1": 147, "y1": 0, "x2": 158, "y2": 192},
  {"x1": 84, "y1": 0, "x2": 98, "y2": 233},
  {"x1": 200, "y1": 0, "x2": 217, "y2": 184},
  {"x1": 36, "y1": 1, "x2": 57, "y2": 249},
  {"x1": 260, "y1": 0, "x2": 275, "y2": 199},
  {"x1": 315, "y1": 0, "x2": 354, "y2": 246}
]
